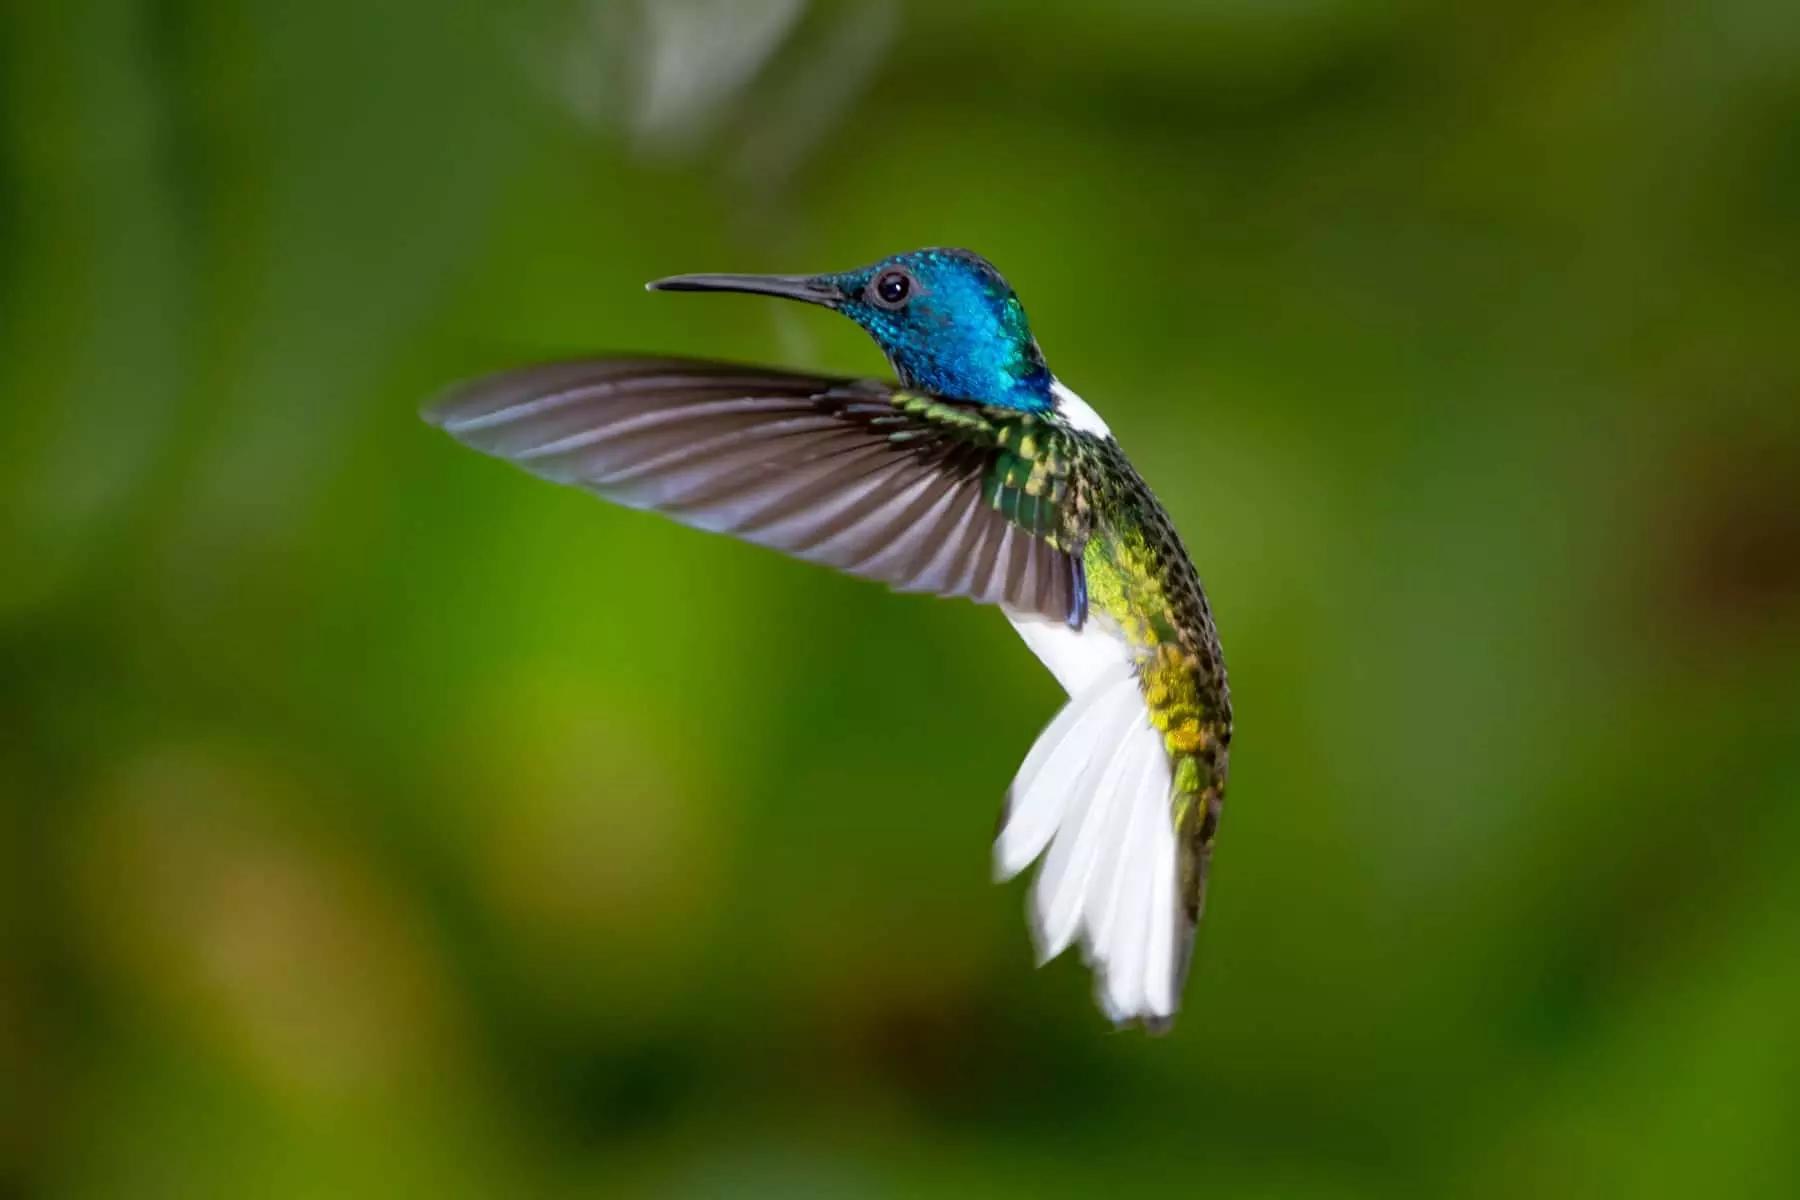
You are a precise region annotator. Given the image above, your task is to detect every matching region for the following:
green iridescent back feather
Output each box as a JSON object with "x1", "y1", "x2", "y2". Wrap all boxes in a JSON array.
[{"x1": 1074, "y1": 437, "x2": 1231, "y2": 931}]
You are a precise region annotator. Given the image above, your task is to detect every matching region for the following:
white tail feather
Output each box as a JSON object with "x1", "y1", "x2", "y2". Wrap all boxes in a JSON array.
[
  {"x1": 1144, "y1": 801, "x2": 1180, "y2": 1016},
  {"x1": 1034, "y1": 693, "x2": 1146, "y2": 958},
  {"x1": 994, "y1": 661, "x2": 1136, "y2": 878},
  {"x1": 996, "y1": 617, "x2": 1182, "y2": 1027}
]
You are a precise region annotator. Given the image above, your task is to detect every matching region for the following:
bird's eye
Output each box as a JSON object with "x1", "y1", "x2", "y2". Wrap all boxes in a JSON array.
[{"x1": 873, "y1": 269, "x2": 912, "y2": 307}]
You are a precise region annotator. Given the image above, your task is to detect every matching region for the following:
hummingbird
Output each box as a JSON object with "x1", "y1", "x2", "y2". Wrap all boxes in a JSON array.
[{"x1": 425, "y1": 248, "x2": 1231, "y2": 1030}]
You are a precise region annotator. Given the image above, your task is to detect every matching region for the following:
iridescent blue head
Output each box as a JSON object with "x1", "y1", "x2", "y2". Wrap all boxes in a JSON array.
[{"x1": 648, "y1": 248, "x2": 1053, "y2": 412}]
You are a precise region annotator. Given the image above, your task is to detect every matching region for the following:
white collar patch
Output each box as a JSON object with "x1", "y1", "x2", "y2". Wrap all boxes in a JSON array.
[{"x1": 1051, "y1": 378, "x2": 1112, "y2": 438}]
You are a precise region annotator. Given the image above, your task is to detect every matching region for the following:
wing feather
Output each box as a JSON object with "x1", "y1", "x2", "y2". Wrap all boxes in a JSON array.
[{"x1": 426, "y1": 357, "x2": 1087, "y2": 625}]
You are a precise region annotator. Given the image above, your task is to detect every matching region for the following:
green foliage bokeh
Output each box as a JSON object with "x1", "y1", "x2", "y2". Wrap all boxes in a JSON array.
[{"x1": 3, "y1": 1, "x2": 1799, "y2": 1196}]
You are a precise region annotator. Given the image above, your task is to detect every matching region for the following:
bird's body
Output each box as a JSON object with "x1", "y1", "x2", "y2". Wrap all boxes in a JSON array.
[
  {"x1": 426, "y1": 249, "x2": 1231, "y2": 1028},
  {"x1": 991, "y1": 399, "x2": 1231, "y2": 1024}
]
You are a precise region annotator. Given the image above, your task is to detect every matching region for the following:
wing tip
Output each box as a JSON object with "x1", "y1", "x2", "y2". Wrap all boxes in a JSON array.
[
  {"x1": 419, "y1": 385, "x2": 467, "y2": 430},
  {"x1": 420, "y1": 370, "x2": 524, "y2": 434},
  {"x1": 1065, "y1": 558, "x2": 1088, "y2": 628}
]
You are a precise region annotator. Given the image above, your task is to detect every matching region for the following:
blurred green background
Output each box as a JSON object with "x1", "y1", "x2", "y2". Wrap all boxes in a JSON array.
[{"x1": 4, "y1": 0, "x2": 1800, "y2": 1196}]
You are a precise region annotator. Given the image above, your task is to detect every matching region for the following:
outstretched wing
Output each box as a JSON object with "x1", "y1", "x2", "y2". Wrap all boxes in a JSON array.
[{"x1": 424, "y1": 357, "x2": 1090, "y2": 626}]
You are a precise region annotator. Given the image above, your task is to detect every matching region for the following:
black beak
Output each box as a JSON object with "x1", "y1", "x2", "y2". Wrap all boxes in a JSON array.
[{"x1": 645, "y1": 272, "x2": 845, "y2": 309}]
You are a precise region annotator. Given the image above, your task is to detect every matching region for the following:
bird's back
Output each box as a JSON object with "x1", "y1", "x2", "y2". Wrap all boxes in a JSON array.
[{"x1": 1076, "y1": 435, "x2": 1232, "y2": 934}]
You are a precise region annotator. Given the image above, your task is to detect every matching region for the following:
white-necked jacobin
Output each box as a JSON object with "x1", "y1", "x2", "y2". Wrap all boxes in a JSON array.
[{"x1": 425, "y1": 248, "x2": 1232, "y2": 1030}]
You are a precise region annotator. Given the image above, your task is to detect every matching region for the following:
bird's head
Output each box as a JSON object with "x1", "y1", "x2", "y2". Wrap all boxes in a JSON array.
[{"x1": 648, "y1": 248, "x2": 1053, "y2": 412}]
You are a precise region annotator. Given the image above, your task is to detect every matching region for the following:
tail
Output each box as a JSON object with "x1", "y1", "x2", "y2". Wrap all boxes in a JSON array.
[{"x1": 994, "y1": 661, "x2": 1189, "y2": 1028}]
